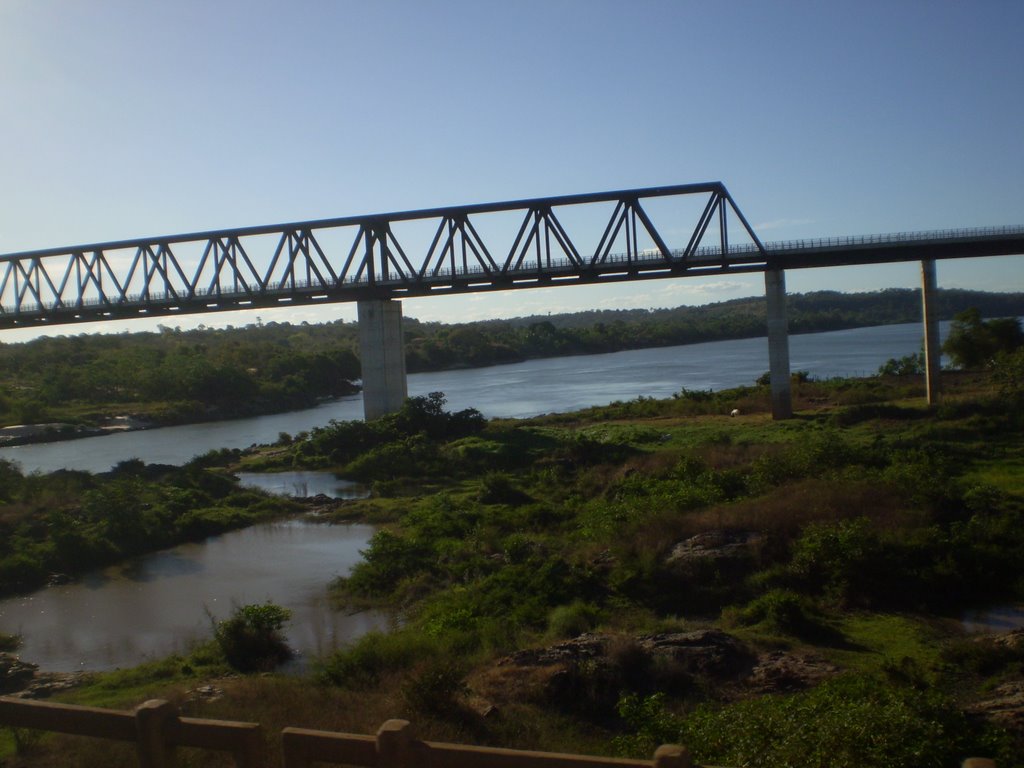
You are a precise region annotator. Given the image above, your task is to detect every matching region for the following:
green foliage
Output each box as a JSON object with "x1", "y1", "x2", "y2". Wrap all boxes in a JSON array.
[
  {"x1": 992, "y1": 347, "x2": 1024, "y2": 401},
  {"x1": 478, "y1": 471, "x2": 532, "y2": 505},
  {"x1": 213, "y1": 602, "x2": 292, "y2": 672},
  {"x1": 943, "y1": 308, "x2": 1024, "y2": 369},
  {"x1": 0, "y1": 631, "x2": 21, "y2": 652},
  {"x1": 341, "y1": 529, "x2": 434, "y2": 596},
  {"x1": 734, "y1": 589, "x2": 828, "y2": 639},
  {"x1": 302, "y1": 392, "x2": 485, "y2": 475},
  {"x1": 546, "y1": 601, "x2": 603, "y2": 639},
  {"x1": 400, "y1": 660, "x2": 468, "y2": 716},
  {"x1": 0, "y1": 321, "x2": 362, "y2": 428},
  {"x1": 785, "y1": 518, "x2": 884, "y2": 605},
  {"x1": 318, "y1": 630, "x2": 441, "y2": 688},
  {"x1": 941, "y1": 634, "x2": 1024, "y2": 677},
  {"x1": 877, "y1": 351, "x2": 926, "y2": 376},
  {"x1": 615, "y1": 675, "x2": 1011, "y2": 768}
]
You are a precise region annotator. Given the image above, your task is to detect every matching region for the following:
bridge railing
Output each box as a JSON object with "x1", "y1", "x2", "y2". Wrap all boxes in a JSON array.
[
  {"x1": 759, "y1": 224, "x2": 1024, "y2": 253},
  {"x1": 0, "y1": 695, "x2": 701, "y2": 768}
]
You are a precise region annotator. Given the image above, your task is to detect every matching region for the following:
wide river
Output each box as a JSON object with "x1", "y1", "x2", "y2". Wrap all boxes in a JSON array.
[
  {"x1": 0, "y1": 321, "x2": 948, "y2": 673},
  {"x1": 0, "y1": 320, "x2": 948, "y2": 475}
]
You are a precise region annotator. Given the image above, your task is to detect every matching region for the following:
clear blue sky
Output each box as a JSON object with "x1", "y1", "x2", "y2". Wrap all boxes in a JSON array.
[{"x1": 2, "y1": 0, "x2": 1022, "y2": 340}]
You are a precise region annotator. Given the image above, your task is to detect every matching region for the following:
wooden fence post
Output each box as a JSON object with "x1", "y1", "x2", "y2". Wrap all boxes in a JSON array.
[
  {"x1": 135, "y1": 699, "x2": 178, "y2": 768},
  {"x1": 653, "y1": 744, "x2": 692, "y2": 768},
  {"x1": 377, "y1": 719, "x2": 416, "y2": 768}
]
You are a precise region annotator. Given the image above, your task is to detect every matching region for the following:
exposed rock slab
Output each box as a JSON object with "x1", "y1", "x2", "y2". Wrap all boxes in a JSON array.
[
  {"x1": 746, "y1": 651, "x2": 840, "y2": 693},
  {"x1": 665, "y1": 530, "x2": 762, "y2": 567},
  {"x1": 966, "y1": 680, "x2": 1024, "y2": 733}
]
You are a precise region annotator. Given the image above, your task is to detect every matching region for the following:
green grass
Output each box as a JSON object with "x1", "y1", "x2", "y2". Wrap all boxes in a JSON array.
[{"x1": 824, "y1": 613, "x2": 947, "y2": 674}]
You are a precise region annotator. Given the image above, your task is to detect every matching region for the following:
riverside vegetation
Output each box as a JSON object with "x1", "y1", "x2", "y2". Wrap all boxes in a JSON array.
[
  {"x1": 3, "y1": 343, "x2": 1024, "y2": 767},
  {"x1": 1, "y1": 287, "x2": 1021, "y2": 432}
]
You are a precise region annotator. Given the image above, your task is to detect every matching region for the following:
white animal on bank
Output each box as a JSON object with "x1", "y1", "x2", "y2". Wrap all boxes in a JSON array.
[{"x1": 730, "y1": 409, "x2": 740, "y2": 417}]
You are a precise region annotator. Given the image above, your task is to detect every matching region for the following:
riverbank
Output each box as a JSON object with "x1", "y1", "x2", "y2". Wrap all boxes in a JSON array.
[
  {"x1": 0, "y1": 321, "x2": 962, "y2": 474},
  {"x1": 0, "y1": 415, "x2": 156, "y2": 448},
  {"x1": 3, "y1": 289, "x2": 1021, "y2": 438}
]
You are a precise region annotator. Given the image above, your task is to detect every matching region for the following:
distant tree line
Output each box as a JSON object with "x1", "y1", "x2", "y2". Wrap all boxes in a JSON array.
[
  {"x1": 0, "y1": 321, "x2": 361, "y2": 427},
  {"x1": 0, "y1": 288, "x2": 1021, "y2": 427},
  {"x1": 403, "y1": 287, "x2": 1024, "y2": 371}
]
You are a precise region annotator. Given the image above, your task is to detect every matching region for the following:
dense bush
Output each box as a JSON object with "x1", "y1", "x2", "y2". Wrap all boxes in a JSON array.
[
  {"x1": 615, "y1": 675, "x2": 1012, "y2": 768},
  {"x1": 213, "y1": 602, "x2": 293, "y2": 672},
  {"x1": 302, "y1": 392, "x2": 485, "y2": 473},
  {"x1": 943, "y1": 308, "x2": 1024, "y2": 369}
]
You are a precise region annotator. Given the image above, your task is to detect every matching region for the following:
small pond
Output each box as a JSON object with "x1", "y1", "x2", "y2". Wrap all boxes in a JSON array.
[
  {"x1": 0, "y1": 518, "x2": 388, "y2": 672},
  {"x1": 235, "y1": 470, "x2": 368, "y2": 499}
]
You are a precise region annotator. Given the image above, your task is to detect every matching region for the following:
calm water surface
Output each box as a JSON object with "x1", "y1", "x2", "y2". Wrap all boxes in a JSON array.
[
  {"x1": 0, "y1": 321, "x2": 948, "y2": 475},
  {"x1": 235, "y1": 470, "x2": 368, "y2": 499},
  {"x1": 0, "y1": 519, "x2": 388, "y2": 672}
]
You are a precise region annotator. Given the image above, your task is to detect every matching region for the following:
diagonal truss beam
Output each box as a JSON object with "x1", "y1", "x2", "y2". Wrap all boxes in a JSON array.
[{"x1": 0, "y1": 182, "x2": 774, "y2": 327}]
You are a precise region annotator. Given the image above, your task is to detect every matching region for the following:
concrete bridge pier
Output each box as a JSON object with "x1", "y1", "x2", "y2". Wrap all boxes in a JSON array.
[
  {"x1": 920, "y1": 259, "x2": 941, "y2": 404},
  {"x1": 357, "y1": 299, "x2": 408, "y2": 420},
  {"x1": 765, "y1": 268, "x2": 793, "y2": 419}
]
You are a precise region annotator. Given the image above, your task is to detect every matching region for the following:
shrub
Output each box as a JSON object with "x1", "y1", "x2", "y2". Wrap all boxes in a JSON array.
[
  {"x1": 877, "y1": 352, "x2": 925, "y2": 376},
  {"x1": 213, "y1": 602, "x2": 292, "y2": 672},
  {"x1": 478, "y1": 471, "x2": 532, "y2": 505},
  {"x1": 734, "y1": 589, "x2": 827, "y2": 639},
  {"x1": 401, "y1": 660, "x2": 467, "y2": 716},
  {"x1": 615, "y1": 674, "x2": 1012, "y2": 767},
  {"x1": 547, "y1": 601, "x2": 603, "y2": 639},
  {"x1": 785, "y1": 518, "x2": 887, "y2": 605},
  {"x1": 943, "y1": 309, "x2": 1024, "y2": 369},
  {"x1": 319, "y1": 630, "x2": 439, "y2": 688}
]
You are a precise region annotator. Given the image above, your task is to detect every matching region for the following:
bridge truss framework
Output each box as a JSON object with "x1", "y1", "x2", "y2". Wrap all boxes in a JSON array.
[{"x1": 2, "y1": 183, "x2": 1022, "y2": 419}]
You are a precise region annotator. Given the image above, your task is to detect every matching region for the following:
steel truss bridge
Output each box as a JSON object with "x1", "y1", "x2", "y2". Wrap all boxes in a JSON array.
[{"x1": 1, "y1": 182, "x2": 1023, "y2": 330}]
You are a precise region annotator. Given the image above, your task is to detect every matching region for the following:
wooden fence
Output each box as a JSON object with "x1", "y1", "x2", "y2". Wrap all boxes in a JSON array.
[
  {"x1": 0, "y1": 696, "x2": 999, "y2": 768},
  {"x1": 0, "y1": 695, "x2": 693, "y2": 768}
]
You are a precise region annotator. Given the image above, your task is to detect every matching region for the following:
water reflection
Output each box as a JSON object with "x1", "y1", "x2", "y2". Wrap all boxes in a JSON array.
[
  {"x1": 0, "y1": 519, "x2": 388, "y2": 672},
  {"x1": 962, "y1": 605, "x2": 1024, "y2": 634},
  {"x1": 236, "y1": 470, "x2": 368, "y2": 499},
  {"x1": 117, "y1": 551, "x2": 205, "y2": 583}
]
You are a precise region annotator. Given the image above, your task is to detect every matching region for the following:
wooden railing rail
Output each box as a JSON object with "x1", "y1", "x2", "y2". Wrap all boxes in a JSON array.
[
  {"x1": 0, "y1": 695, "x2": 262, "y2": 768},
  {"x1": 1, "y1": 695, "x2": 997, "y2": 768},
  {"x1": 281, "y1": 718, "x2": 693, "y2": 768}
]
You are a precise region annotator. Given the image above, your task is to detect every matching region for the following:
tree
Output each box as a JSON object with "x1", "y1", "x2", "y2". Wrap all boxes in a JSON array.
[
  {"x1": 942, "y1": 308, "x2": 1024, "y2": 369},
  {"x1": 213, "y1": 602, "x2": 293, "y2": 672},
  {"x1": 877, "y1": 352, "x2": 925, "y2": 376}
]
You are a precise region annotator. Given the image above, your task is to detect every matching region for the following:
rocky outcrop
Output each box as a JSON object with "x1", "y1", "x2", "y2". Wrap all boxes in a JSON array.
[
  {"x1": 0, "y1": 653, "x2": 38, "y2": 694},
  {"x1": 0, "y1": 652, "x2": 90, "y2": 699},
  {"x1": 475, "y1": 628, "x2": 842, "y2": 712},
  {"x1": 637, "y1": 630, "x2": 756, "y2": 680},
  {"x1": 665, "y1": 530, "x2": 762, "y2": 568},
  {"x1": 967, "y1": 680, "x2": 1024, "y2": 733},
  {"x1": 747, "y1": 651, "x2": 840, "y2": 693}
]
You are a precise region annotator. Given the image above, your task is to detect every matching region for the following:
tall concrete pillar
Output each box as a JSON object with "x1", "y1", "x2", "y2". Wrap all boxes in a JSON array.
[
  {"x1": 765, "y1": 268, "x2": 793, "y2": 420},
  {"x1": 921, "y1": 259, "x2": 941, "y2": 405},
  {"x1": 357, "y1": 299, "x2": 408, "y2": 420}
]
